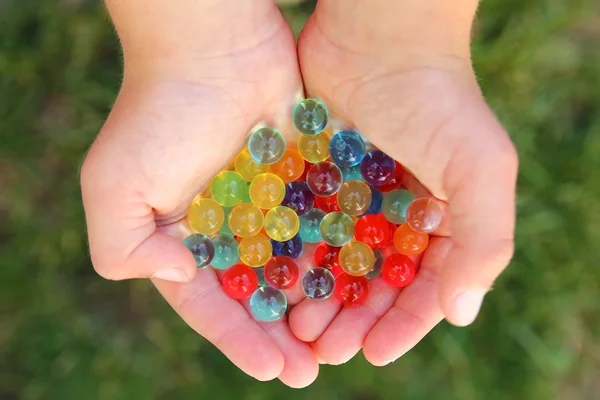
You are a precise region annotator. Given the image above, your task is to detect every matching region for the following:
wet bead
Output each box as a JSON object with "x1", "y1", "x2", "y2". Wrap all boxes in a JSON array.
[
  {"x1": 329, "y1": 130, "x2": 366, "y2": 167},
  {"x1": 264, "y1": 256, "x2": 299, "y2": 289},
  {"x1": 339, "y1": 241, "x2": 375, "y2": 276},
  {"x1": 183, "y1": 234, "x2": 215, "y2": 269},
  {"x1": 249, "y1": 173, "x2": 285, "y2": 209},
  {"x1": 222, "y1": 264, "x2": 259, "y2": 299},
  {"x1": 298, "y1": 208, "x2": 326, "y2": 243},
  {"x1": 271, "y1": 235, "x2": 304, "y2": 259},
  {"x1": 381, "y1": 254, "x2": 416, "y2": 288},
  {"x1": 292, "y1": 98, "x2": 329, "y2": 135},
  {"x1": 306, "y1": 161, "x2": 343, "y2": 196},
  {"x1": 314, "y1": 242, "x2": 341, "y2": 272},
  {"x1": 334, "y1": 274, "x2": 369, "y2": 306},
  {"x1": 406, "y1": 197, "x2": 443, "y2": 233},
  {"x1": 319, "y1": 211, "x2": 355, "y2": 247},
  {"x1": 340, "y1": 165, "x2": 364, "y2": 183},
  {"x1": 282, "y1": 181, "x2": 315, "y2": 216},
  {"x1": 187, "y1": 198, "x2": 225, "y2": 235},
  {"x1": 298, "y1": 130, "x2": 331, "y2": 163},
  {"x1": 220, "y1": 207, "x2": 234, "y2": 235},
  {"x1": 365, "y1": 248, "x2": 384, "y2": 280},
  {"x1": 382, "y1": 189, "x2": 416, "y2": 224},
  {"x1": 249, "y1": 286, "x2": 287, "y2": 322},
  {"x1": 393, "y1": 224, "x2": 429, "y2": 256},
  {"x1": 264, "y1": 206, "x2": 300, "y2": 242},
  {"x1": 361, "y1": 186, "x2": 383, "y2": 216},
  {"x1": 374, "y1": 161, "x2": 405, "y2": 192},
  {"x1": 238, "y1": 234, "x2": 273, "y2": 268},
  {"x1": 354, "y1": 213, "x2": 391, "y2": 248},
  {"x1": 235, "y1": 148, "x2": 269, "y2": 181},
  {"x1": 302, "y1": 268, "x2": 336, "y2": 300},
  {"x1": 269, "y1": 148, "x2": 305, "y2": 183},
  {"x1": 254, "y1": 267, "x2": 269, "y2": 287},
  {"x1": 210, "y1": 171, "x2": 249, "y2": 207},
  {"x1": 360, "y1": 150, "x2": 396, "y2": 186},
  {"x1": 314, "y1": 193, "x2": 341, "y2": 213},
  {"x1": 337, "y1": 180, "x2": 372, "y2": 216},
  {"x1": 228, "y1": 203, "x2": 264, "y2": 238},
  {"x1": 210, "y1": 234, "x2": 239, "y2": 270},
  {"x1": 247, "y1": 127, "x2": 286, "y2": 164}
]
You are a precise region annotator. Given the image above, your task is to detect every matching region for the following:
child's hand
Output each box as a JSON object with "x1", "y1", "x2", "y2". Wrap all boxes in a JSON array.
[
  {"x1": 289, "y1": 0, "x2": 518, "y2": 365},
  {"x1": 81, "y1": 1, "x2": 317, "y2": 387}
]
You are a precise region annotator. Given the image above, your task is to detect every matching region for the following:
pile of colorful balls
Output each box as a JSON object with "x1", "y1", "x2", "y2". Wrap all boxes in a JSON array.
[{"x1": 183, "y1": 99, "x2": 443, "y2": 322}]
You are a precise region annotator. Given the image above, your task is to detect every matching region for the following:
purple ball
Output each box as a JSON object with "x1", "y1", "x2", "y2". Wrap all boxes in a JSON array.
[
  {"x1": 360, "y1": 150, "x2": 396, "y2": 186},
  {"x1": 283, "y1": 181, "x2": 315, "y2": 216}
]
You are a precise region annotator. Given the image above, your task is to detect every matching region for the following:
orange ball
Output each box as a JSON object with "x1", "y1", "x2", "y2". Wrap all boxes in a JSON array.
[
  {"x1": 269, "y1": 148, "x2": 305, "y2": 183},
  {"x1": 393, "y1": 224, "x2": 429, "y2": 256}
]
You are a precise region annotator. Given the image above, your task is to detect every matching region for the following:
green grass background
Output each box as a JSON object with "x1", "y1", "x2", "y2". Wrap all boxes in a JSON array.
[{"x1": 2, "y1": 0, "x2": 600, "y2": 399}]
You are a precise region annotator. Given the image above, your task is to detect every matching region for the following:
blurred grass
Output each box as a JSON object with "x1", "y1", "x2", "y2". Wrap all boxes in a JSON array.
[{"x1": 1, "y1": 0, "x2": 600, "y2": 399}]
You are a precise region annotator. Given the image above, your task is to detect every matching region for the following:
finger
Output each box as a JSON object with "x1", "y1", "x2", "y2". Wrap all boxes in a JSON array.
[
  {"x1": 363, "y1": 237, "x2": 451, "y2": 365},
  {"x1": 289, "y1": 297, "x2": 342, "y2": 343}
]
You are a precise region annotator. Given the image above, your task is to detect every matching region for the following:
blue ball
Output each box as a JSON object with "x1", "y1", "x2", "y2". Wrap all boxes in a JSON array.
[
  {"x1": 302, "y1": 268, "x2": 335, "y2": 300},
  {"x1": 282, "y1": 181, "x2": 315, "y2": 216},
  {"x1": 298, "y1": 208, "x2": 326, "y2": 243},
  {"x1": 329, "y1": 130, "x2": 366, "y2": 168},
  {"x1": 183, "y1": 234, "x2": 214, "y2": 269},
  {"x1": 271, "y1": 235, "x2": 304, "y2": 259},
  {"x1": 210, "y1": 234, "x2": 239, "y2": 270},
  {"x1": 361, "y1": 186, "x2": 383, "y2": 216},
  {"x1": 250, "y1": 286, "x2": 288, "y2": 322}
]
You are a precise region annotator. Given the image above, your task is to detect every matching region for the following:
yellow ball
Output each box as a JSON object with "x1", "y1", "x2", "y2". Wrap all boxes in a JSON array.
[
  {"x1": 228, "y1": 203, "x2": 264, "y2": 238},
  {"x1": 238, "y1": 234, "x2": 273, "y2": 268},
  {"x1": 264, "y1": 206, "x2": 300, "y2": 242},
  {"x1": 298, "y1": 130, "x2": 331, "y2": 163},
  {"x1": 188, "y1": 198, "x2": 224, "y2": 235},
  {"x1": 249, "y1": 173, "x2": 285, "y2": 209},
  {"x1": 337, "y1": 180, "x2": 372, "y2": 215},
  {"x1": 339, "y1": 241, "x2": 375, "y2": 276},
  {"x1": 235, "y1": 149, "x2": 269, "y2": 181}
]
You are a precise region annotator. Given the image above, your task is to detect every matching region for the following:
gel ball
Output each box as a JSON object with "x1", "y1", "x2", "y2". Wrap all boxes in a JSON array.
[
  {"x1": 354, "y1": 213, "x2": 391, "y2": 248},
  {"x1": 264, "y1": 206, "x2": 300, "y2": 242},
  {"x1": 238, "y1": 234, "x2": 273, "y2": 268},
  {"x1": 254, "y1": 266, "x2": 269, "y2": 287},
  {"x1": 406, "y1": 197, "x2": 443, "y2": 233},
  {"x1": 314, "y1": 193, "x2": 341, "y2": 213},
  {"x1": 374, "y1": 161, "x2": 405, "y2": 192},
  {"x1": 188, "y1": 198, "x2": 224, "y2": 235},
  {"x1": 264, "y1": 256, "x2": 299, "y2": 289},
  {"x1": 271, "y1": 235, "x2": 304, "y2": 259},
  {"x1": 298, "y1": 208, "x2": 326, "y2": 243},
  {"x1": 334, "y1": 274, "x2": 369, "y2": 306},
  {"x1": 360, "y1": 150, "x2": 396, "y2": 186},
  {"x1": 228, "y1": 203, "x2": 264, "y2": 238},
  {"x1": 298, "y1": 130, "x2": 331, "y2": 163},
  {"x1": 337, "y1": 180, "x2": 372, "y2": 216},
  {"x1": 249, "y1": 173, "x2": 285, "y2": 209},
  {"x1": 319, "y1": 211, "x2": 355, "y2": 247},
  {"x1": 220, "y1": 207, "x2": 234, "y2": 235},
  {"x1": 314, "y1": 242, "x2": 342, "y2": 272},
  {"x1": 393, "y1": 224, "x2": 429, "y2": 256},
  {"x1": 235, "y1": 148, "x2": 269, "y2": 181},
  {"x1": 329, "y1": 130, "x2": 366, "y2": 167},
  {"x1": 210, "y1": 171, "x2": 249, "y2": 207},
  {"x1": 382, "y1": 189, "x2": 415, "y2": 224},
  {"x1": 365, "y1": 248, "x2": 384, "y2": 280},
  {"x1": 306, "y1": 161, "x2": 343, "y2": 197},
  {"x1": 269, "y1": 148, "x2": 305, "y2": 183},
  {"x1": 183, "y1": 234, "x2": 215, "y2": 269},
  {"x1": 361, "y1": 186, "x2": 383, "y2": 215},
  {"x1": 210, "y1": 234, "x2": 239, "y2": 270},
  {"x1": 250, "y1": 286, "x2": 288, "y2": 322},
  {"x1": 282, "y1": 181, "x2": 315, "y2": 216},
  {"x1": 339, "y1": 241, "x2": 375, "y2": 276},
  {"x1": 293, "y1": 98, "x2": 329, "y2": 135},
  {"x1": 222, "y1": 264, "x2": 259, "y2": 299},
  {"x1": 247, "y1": 126, "x2": 286, "y2": 164},
  {"x1": 381, "y1": 254, "x2": 416, "y2": 288},
  {"x1": 339, "y1": 165, "x2": 363, "y2": 183},
  {"x1": 302, "y1": 268, "x2": 336, "y2": 300}
]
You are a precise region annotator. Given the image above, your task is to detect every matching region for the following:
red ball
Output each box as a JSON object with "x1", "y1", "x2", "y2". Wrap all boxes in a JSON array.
[
  {"x1": 334, "y1": 274, "x2": 369, "y2": 306},
  {"x1": 374, "y1": 161, "x2": 405, "y2": 192},
  {"x1": 314, "y1": 193, "x2": 341, "y2": 213},
  {"x1": 314, "y1": 242, "x2": 341, "y2": 272},
  {"x1": 381, "y1": 254, "x2": 415, "y2": 288},
  {"x1": 264, "y1": 256, "x2": 299, "y2": 289},
  {"x1": 222, "y1": 264, "x2": 259, "y2": 299},
  {"x1": 354, "y1": 214, "x2": 390, "y2": 248}
]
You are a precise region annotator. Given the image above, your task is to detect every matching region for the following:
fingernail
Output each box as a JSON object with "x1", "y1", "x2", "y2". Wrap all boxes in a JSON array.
[
  {"x1": 152, "y1": 268, "x2": 189, "y2": 283},
  {"x1": 452, "y1": 289, "x2": 487, "y2": 326}
]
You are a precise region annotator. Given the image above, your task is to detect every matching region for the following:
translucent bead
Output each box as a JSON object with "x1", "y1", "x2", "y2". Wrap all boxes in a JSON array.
[
  {"x1": 298, "y1": 208, "x2": 326, "y2": 243},
  {"x1": 360, "y1": 150, "x2": 396, "y2": 186},
  {"x1": 381, "y1": 254, "x2": 416, "y2": 288},
  {"x1": 183, "y1": 234, "x2": 214, "y2": 269},
  {"x1": 360, "y1": 186, "x2": 383, "y2": 216},
  {"x1": 302, "y1": 268, "x2": 336, "y2": 300},
  {"x1": 271, "y1": 235, "x2": 304, "y2": 259},
  {"x1": 314, "y1": 193, "x2": 341, "y2": 213},
  {"x1": 269, "y1": 148, "x2": 305, "y2": 183},
  {"x1": 314, "y1": 242, "x2": 342, "y2": 274},
  {"x1": 337, "y1": 180, "x2": 372, "y2": 216},
  {"x1": 210, "y1": 234, "x2": 239, "y2": 270},
  {"x1": 238, "y1": 234, "x2": 273, "y2": 268},
  {"x1": 222, "y1": 264, "x2": 258, "y2": 299},
  {"x1": 187, "y1": 198, "x2": 224, "y2": 235},
  {"x1": 249, "y1": 286, "x2": 287, "y2": 322},
  {"x1": 329, "y1": 130, "x2": 366, "y2": 167},
  {"x1": 374, "y1": 161, "x2": 405, "y2": 192},
  {"x1": 306, "y1": 161, "x2": 343, "y2": 197},
  {"x1": 298, "y1": 130, "x2": 331, "y2": 163},
  {"x1": 292, "y1": 98, "x2": 329, "y2": 135},
  {"x1": 228, "y1": 203, "x2": 264, "y2": 238},
  {"x1": 319, "y1": 211, "x2": 355, "y2": 247},
  {"x1": 354, "y1": 213, "x2": 391, "y2": 248},
  {"x1": 339, "y1": 165, "x2": 364, "y2": 183},
  {"x1": 254, "y1": 266, "x2": 269, "y2": 287},
  {"x1": 264, "y1": 255, "x2": 299, "y2": 289},
  {"x1": 365, "y1": 248, "x2": 383, "y2": 280},
  {"x1": 282, "y1": 181, "x2": 315, "y2": 216},
  {"x1": 406, "y1": 197, "x2": 443, "y2": 233},
  {"x1": 249, "y1": 173, "x2": 285, "y2": 209},
  {"x1": 334, "y1": 274, "x2": 369, "y2": 306},
  {"x1": 339, "y1": 241, "x2": 375, "y2": 276},
  {"x1": 247, "y1": 127, "x2": 286, "y2": 164},
  {"x1": 382, "y1": 189, "x2": 415, "y2": 224},
  {"x1": 264, "y1": 206, "x2": 300, "y2": 242},
  {"x1": 210, "y1": 171, "x2": 249, "y2": 207},
  {"x1": 393, "y1": 224, "x2": 429, "y2": 255},
  {"x1": 235, "y1": 148, "x2": 269, "y2": 181}
]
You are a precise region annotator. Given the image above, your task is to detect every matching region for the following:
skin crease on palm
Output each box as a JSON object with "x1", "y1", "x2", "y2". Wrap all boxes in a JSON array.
[{"x1": 80, "y1": 0, "x2": 517, "y2": 389}]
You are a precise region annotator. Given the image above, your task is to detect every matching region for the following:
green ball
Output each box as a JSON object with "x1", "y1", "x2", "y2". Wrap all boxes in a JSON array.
[
  {"x1": 319, "y1": 211, "x2": 354, "y2": 247},
  {"x1": 299, "y1": 208, "x2": 326, "y2": 243},
  {"x1": 292, "y1": 98, "x2": 329, "y2": 135},
  {"x1": 210, "y1": 171, "x2": 248, "y2": 207},
  {"x1": 210, "y1": 234, "x2": 239, "y2": 270},
  {"x1": 382, "y1": 189, "x2": 415, "y2": 224},
  {"x1": 247, "y1": 127, "x2": 286, "y2": 164}
]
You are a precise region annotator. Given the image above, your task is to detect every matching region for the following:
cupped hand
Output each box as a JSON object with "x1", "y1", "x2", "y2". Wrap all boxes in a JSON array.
[
  {"x1": 289, "y1": 2, "x2": 518, "y2": 366},
  {"x1": 80, "y1": 5, "x2": 318, "y2": 387}
]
